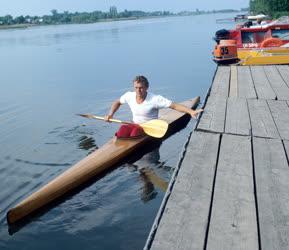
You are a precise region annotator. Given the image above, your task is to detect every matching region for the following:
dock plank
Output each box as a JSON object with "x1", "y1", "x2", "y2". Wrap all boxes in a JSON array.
[
  {"x1": 197, "y1": 96, "x2": 226, "y2": 133},
  {"x1": 225, "y1": 97, "x2": 251, "y2": 136},
  {"x1": 230, "y1": 65, "x2": 238, "y2": 97},
  {"x1": 267, "y1": 100, "x2": 289, "y2": 140},
  {"x1": 276, "y1": 65, "x2": 289, "y2": 89},
  {"x1": 237, "y1": 66, "x2": 257, "y2": 99},
  {"x1": 250, "y1": 66, "x2": 276, "y2": 100},
  {"x1": 248, "y1": 99, "x2": 279, "y2": 139},
  {"x1": 150, "y1": 132, "x2": 220, "y2": 250},
  {"x1": 206, "y1": 134, "x2": 258, "y2": 250},
  {"x1": 253, "y1": 137, "x2": 289, "y2": 250},
  {"x1": 284, "y1": 141, "x2": 289, "y2": 164},
  {"x1": 210, "y1": 66, "x2": 230, "y2": 98},
  {"x1": 264, "y1": 65, "x2": 289, "y2": 100}
]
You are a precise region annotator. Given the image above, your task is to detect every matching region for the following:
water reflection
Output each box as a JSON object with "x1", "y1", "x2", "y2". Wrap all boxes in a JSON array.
[
  {"x1": 47, "y1": 125, "x2": 99, "y2": 153},
  {"x1": 14, "y1": 158, "x2": 70, "y2": 167},
  {"x1": 78, "y1": 135, "x2": 97, "y2": 151},
  {"x1": 127, "y1": 148, "x2": 169, "y2": 203}
]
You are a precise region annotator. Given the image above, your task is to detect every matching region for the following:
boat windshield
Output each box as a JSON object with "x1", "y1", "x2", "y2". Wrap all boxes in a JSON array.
[
  {"x1": 241, "y1": 31, "x2": 266, "y2": 43},
  {"x1": 271, "y1": 29, "x2": 289, "y2": 39},
  {"x1": 241, "y1": 32, "x2": 254, "y2": 43},
  {"x1": 255, "y1": 31, "x2": 266, "y2": 42}
]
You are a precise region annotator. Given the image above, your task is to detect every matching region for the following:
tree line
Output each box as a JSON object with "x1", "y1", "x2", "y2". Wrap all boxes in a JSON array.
[
  {"x1": 250, "y1": 0, "x2": 289, "y2": 17},
  {"x1": 0, "y1": 7, "x2": 244, "y2": 26},
  {"x1": 0, "y1": 8, "x2": 174, "y2": 26}
]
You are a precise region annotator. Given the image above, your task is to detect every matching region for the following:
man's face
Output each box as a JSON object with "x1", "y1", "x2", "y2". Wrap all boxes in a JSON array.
[{"x1": 134, "y1": 81, "x2": 148, "y2": 98}]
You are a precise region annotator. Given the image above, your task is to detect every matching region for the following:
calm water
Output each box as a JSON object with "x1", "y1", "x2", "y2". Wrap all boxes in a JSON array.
[{"x1": 0, "y1": 13, "x2": 233, "y2": 249}]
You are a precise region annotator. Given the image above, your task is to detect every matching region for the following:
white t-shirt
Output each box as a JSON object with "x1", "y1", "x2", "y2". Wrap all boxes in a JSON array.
[{"x1": 119, "y1": 91, "x2": 172, "y2": 123}]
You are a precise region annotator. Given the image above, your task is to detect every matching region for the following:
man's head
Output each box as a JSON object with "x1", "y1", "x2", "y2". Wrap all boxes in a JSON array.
[{"x1": 133, "y1": 75, "x2": 149, "y2": 98}]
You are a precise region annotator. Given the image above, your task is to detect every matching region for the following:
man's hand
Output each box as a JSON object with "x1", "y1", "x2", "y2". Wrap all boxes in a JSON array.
[
  {"x1": 105, "y1": 99, "x2": 121, "y2": 122},
  {"x1": 104, "y1": 114, "x2": 113, "y2": 122},
  {"x1": 190, "y1": 109, "x2": 204, "y2": 118},
  {"x1": 170, "y1": 102, "x2": 203, "y2": 119}
]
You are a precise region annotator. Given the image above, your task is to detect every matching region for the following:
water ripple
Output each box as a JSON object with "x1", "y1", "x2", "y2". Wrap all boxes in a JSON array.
[{"x1": 15, "y1": 158, "x2": 71, "y2": 167}]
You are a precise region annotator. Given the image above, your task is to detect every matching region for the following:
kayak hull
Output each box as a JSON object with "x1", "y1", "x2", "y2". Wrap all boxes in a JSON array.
[{"x1": 7, "y1": 97, "x2": 200, "y2": 224}]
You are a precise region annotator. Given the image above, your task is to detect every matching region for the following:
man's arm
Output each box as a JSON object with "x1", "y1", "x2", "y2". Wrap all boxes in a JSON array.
[
  {"x1": 105, "y1": 99, "x2": 122, "y2": 121},
  {"x1": 169, "y1": 102, "x2": 203, "y2": 118}
]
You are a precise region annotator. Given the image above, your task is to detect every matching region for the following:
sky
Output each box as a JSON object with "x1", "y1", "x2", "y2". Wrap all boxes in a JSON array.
[{"x1": 0, "y1": 0, "x2": 249, "y2": 17}]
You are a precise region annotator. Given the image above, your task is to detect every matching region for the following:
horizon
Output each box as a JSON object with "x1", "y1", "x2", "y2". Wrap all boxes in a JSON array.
[
  {"x1": 1, "y1": 7, "x2": 246, "y2": 18},
  {"x1": 0, "y1": 0, "x2": 249, "y2": 17}
]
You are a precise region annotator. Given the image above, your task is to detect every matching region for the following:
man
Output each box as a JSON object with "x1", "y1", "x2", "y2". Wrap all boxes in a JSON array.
[{"x1": 105, "y1": 75, "x2": 203, "y2": 125}]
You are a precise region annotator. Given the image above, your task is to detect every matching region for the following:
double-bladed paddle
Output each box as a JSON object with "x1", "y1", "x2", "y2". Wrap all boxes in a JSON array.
[{"x1": 77, "y1": 114, "x2": 168, "y2": 138}]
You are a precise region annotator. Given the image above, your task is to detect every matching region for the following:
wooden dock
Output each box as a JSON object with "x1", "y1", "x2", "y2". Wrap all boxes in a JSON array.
[{"x1": 145, "y1": 65, "x2": 289, "y2": 250}]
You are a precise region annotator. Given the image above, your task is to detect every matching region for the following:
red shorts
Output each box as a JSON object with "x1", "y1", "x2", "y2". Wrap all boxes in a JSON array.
[{"x1": 115, "y1": 124, "x2": 145, "y2": 139}]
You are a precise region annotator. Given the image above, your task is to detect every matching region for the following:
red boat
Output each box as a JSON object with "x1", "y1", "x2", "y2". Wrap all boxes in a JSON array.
[
  {"x1": 215, "y1": 16, "x2": 289, "y2": 48},
  {"x1": 213, "y1": 16, "x2": 289, "y2": 64}
]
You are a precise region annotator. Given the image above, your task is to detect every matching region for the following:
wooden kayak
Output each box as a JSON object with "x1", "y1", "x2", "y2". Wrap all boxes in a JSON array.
[{"x1": 7, "y1": 97, "x2": 200, "y2": 224}]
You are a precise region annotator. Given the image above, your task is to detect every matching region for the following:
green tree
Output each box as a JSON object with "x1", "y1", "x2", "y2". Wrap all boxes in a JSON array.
[
  {"x1": 51, "y1": 9, "x2": 58, "y2": 16},
  {"x1": 250, "y1": 0, "x2": 289, "y2": 15},
  {"x1": 14, "y1": 15, "x2": 25, "y2": 24},
  {"x1": 60, "y1": 11, "x2": 71, "y2": 23},
  {"x1": 109, "y1": 6, "x2": 118, "y2": 18},
  {"x1": 3, "y1": 15, "x2": 13, "y2": 25}
]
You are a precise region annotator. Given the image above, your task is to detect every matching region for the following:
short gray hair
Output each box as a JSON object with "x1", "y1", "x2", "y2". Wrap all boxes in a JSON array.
[{"x1": 133, "y1": 75, "x2": 149, "y2": 87}]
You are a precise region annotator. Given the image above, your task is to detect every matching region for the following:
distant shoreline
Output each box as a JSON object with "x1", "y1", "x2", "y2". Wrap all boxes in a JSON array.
[
  {"x1": 0, "y1": 12, "x2": 240, "y2": 31},
  {"x1": 0, "y1": 23, "x2": 35, "y2": 30},
  {"x1": 0, "y1": 16, "x2": 169, "y2": 30}
]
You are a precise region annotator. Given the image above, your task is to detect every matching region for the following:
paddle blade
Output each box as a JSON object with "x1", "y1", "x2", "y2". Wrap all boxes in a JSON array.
[
  {"x1": 77, "y1": 113, "x2": 96, "y2": 119},
  {"x1": 140, "y1": 119, "x2": 168, "y2": 138}
]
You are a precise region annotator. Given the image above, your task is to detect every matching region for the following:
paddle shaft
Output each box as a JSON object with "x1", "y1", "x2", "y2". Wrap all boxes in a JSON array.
[{"x1": 89, "y1": 115, "x2": 131, "y2": 125}]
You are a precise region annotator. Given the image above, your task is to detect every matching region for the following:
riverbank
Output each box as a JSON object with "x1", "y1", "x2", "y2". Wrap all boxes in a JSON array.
[
  {"x1": 0, "y1": 23, "x2": 36, "y2": 30},
  {"x1": 0, "y1": 11, "x2": 240, "y2": 31},
  {"x1": 0, "y1": 15, "x2": 172, "y2": 31}
]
